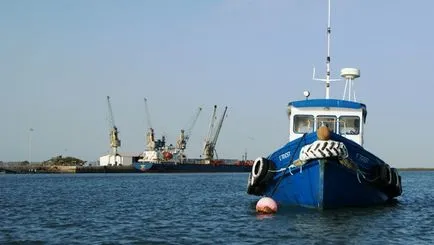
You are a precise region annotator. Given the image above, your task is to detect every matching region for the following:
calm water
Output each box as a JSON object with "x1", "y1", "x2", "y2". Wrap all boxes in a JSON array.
[{"x1": 1, "y1": 171, "x2": 433, "y2": 245}]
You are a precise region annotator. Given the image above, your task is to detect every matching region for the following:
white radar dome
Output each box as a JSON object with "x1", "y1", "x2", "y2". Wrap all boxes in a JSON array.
[{"x1": 340, "y1": 68, "x2": 360, "y2": 80}]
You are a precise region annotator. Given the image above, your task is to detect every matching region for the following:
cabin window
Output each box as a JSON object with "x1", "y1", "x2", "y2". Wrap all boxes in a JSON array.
[
  {"x1": 316, "y1": 116, "x2": 337, "y2": 132},
  {"x1": 339, "y1": 116, "x2": 360, "y2": 135},
  {"x1": 293, "y1": 115, "x2": 314, "y2": 134}
]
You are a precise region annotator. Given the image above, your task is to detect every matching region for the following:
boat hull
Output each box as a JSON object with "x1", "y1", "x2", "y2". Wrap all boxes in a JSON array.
[
  {"x1": 133, "y1": 162, "x2": 252, "y2": 173},
  {"x1": 248, "y1": 132, "x2": 402, "y2": 209},
  {"x1": 264, "y1": 159, "x2": 389, "y2": 209}
]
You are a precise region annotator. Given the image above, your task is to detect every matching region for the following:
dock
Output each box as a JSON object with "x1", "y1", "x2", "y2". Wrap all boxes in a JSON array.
[{"x1": 0, "y1": 165, "x2": 136, "y2": 174}]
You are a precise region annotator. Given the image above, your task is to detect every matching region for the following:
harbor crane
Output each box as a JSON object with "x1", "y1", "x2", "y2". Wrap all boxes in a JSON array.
[
  {"x1": 143, "y1": 97, "x2": 166, "y2": 151},
  {"x1": 203, "y1": 105, "x2": 228, "y2": 162},
  {"x1": 176, "y1": 107, "x2": 202, "y2": 151},
  {"x1": 106, "y1": 96, "x2": 121, "y2": 165},
  {"x1": 144, "y1": 97, "x2": 153, "y2": 131},
  {"x1": 144, "y1": 97, "x2": 156, "y2": 150}
]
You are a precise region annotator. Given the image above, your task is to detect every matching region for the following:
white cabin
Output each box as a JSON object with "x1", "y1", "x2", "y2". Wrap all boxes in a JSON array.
[{"x1": 287, "y1": 99, "x2": 367, "y2": 146}]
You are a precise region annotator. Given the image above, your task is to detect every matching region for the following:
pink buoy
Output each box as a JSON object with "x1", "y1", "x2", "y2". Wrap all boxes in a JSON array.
[{"x1": 256, "y1": 197, "x2": 278, "y2": 214}]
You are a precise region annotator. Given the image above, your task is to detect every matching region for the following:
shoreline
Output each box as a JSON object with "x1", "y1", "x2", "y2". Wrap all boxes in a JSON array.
[
  {"x1": 1, "y1": 165, "x2": 434, "y2": 174},
  {"x1": 397, "y1": 168, "x2": 434, "y2": 171}
]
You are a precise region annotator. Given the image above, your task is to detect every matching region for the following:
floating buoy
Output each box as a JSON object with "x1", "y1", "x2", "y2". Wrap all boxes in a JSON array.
[
  {"x1": 256, "y1": 197, "x2": 278, "y2": 214},
  {"x1": 317, "y1": 125, "x2": 331, "y2": 140}
]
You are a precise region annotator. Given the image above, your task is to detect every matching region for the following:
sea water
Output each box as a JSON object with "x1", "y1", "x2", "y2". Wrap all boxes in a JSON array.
[{"x1": 1, "y1": 171, "x2": 433, "y2": 244}]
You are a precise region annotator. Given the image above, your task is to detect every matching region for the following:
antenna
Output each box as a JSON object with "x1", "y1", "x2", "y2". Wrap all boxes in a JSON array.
[{"x1": 312, "y1": 0, "x2": 340, "y2": 99}]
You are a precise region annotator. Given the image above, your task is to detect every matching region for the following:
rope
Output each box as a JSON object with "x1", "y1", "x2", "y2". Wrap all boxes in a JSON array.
[
  {"x1": 356, "y1": 170, "x2": 362, "y2": 183},
  {"x1": 357, "y1": 169, "x2": 381, "y2": 183},
  {"x1": 268, "y1": 168, "x2": 288, "y2": 173},
  {"x1": 341, "y1": 157, "x2": 381, "y2": 184},
  {"x1": 268, "y1": 163, "x2": 300, "y2": 176},
  {"x1": 267, "y1": 135, "x2": 382, "y2": 192},
  {"x1": 269, "y1": 133, "x2": 307, "y2": 197},
  {"x1": 266, "y1": 133, "x2": 384, "y2": 197}
]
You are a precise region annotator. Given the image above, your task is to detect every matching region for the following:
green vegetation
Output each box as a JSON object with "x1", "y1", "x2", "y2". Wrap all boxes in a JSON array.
[{"x1": 42, "y1": 155, "x2": 86, "y2": 166}]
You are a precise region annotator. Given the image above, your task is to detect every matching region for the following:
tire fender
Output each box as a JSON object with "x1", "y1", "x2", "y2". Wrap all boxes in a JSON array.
[{"x1": 251, "y1": 157, "x2": 269, "y2": 186}]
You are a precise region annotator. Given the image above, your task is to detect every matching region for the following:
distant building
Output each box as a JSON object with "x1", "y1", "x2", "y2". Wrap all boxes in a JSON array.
[{"x1": 98, "y1": 152, "x2": 141, "y2": 166}]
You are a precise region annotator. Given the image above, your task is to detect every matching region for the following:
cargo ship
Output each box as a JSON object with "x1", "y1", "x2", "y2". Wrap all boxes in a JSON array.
[
  {"x1": 132, "y1": 105, "x2": 253, "y2": 173},
  {"x1": 133, "y1": 159, "x2": 252, "y2": 173}
]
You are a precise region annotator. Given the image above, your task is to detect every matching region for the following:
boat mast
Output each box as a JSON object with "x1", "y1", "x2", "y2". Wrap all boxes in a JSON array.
[
  {"x1": 313, "y1": 0, "x2": 339, "y2": 98},
  {"x1": 325, "y1": 0, "x2": 331, "y2": 99}
]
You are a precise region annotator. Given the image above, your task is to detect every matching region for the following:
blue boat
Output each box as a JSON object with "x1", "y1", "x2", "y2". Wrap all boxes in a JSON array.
[{"x1": 246, "y1": 1, "x2": 402, "y2": 209}]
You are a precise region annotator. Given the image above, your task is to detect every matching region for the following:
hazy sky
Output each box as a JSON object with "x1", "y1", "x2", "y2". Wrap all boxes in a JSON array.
[{"x1": 1, "y1": 0, "x2": 433, "y2": 168}]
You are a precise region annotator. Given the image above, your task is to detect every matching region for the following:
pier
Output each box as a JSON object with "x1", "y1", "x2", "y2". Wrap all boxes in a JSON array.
[{"x1": 0, "y1": 165, "x2": 137, "y2": 174}]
